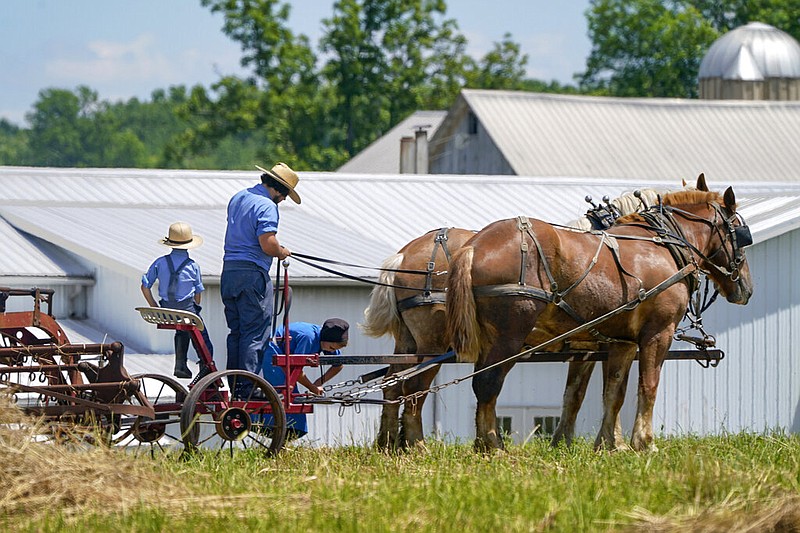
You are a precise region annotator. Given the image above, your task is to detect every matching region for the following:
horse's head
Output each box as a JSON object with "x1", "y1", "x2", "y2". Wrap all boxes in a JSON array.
[{"x1": 665, "y1": 176, "x2": 753, "y2": 305}]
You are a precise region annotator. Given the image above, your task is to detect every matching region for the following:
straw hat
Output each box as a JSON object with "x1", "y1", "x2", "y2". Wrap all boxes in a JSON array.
[
  {"x1": 256, "y1": 162, "x2": 302, "y2": 204},
  {"x1": 159, "y1": 222, "x2": 203, "y2": 249}
]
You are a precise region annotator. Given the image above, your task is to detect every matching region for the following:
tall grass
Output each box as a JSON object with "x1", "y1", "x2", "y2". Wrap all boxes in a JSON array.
[{"x1": 5, "y1": 423, "x2": 800, "y2": 532}]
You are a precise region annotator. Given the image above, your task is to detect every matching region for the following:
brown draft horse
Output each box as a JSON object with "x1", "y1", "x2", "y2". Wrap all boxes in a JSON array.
[
  {"x1": 362, "y1": 228, "x2": 476, "y2": 448},
  {"x1": 361, "y1": 189, "x2": 668, "y2": 449},
  {"x1": 445, "y1": 175, "x2": 753, "y2": 452}
]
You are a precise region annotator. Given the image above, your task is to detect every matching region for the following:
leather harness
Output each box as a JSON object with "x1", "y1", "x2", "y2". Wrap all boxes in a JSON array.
[
  {"x1": 473, "y1": 205, "x2": 727, "y2": 342},
  {"x1": 396, "y1": 228, "x2": 452, "y2": 311}
]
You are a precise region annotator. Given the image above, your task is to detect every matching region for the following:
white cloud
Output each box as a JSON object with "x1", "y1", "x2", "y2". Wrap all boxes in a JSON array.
[
  {"x1": 45, "y1": 34, "x2": 173, "y2": 84},
  {"x1": 42, "y1": 33, "x2": 245, "y2": 96}
]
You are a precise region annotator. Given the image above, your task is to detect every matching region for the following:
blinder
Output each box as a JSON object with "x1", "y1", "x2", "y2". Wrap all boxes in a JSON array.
[{"x1": 734, "y1": 224, "x2": 752, "y2": 248}]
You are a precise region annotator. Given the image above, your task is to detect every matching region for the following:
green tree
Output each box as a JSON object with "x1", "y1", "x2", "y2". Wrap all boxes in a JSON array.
[
  {"x1": 106, "y1": 86, "x2": 191, "y2": 167},
  {"x1": 320, "y1": 0, "x2": 471, "y2": 155},
  {"x1": 171, "y1": 0, "x2": 340, "y2": 169},
  {"x1": 691, "y1": 0, "x2": 800, "y2": 38},
  {"x1": 581, "y1": 0, "x2": 718, "y2": 97},
  {"x1": 464, "y1": 33, "x2": 529, "y2": 90},
  {"x1": 174, "y1": 0, "x2": 530, "y2": 170},
  {"x1": 26, "y1": 87, "x2": 91, "y2": 166},
  {"x1": 0, "y1": 119, "x2": 30, "y2": 165},
  {"x1": 25, "y1": 86, "x2": 152, "y2": 167}
]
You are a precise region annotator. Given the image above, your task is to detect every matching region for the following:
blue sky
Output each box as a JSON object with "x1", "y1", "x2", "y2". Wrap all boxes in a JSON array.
[{"x1": 0, "y1": 1, "x2": 591, "y2": 126}]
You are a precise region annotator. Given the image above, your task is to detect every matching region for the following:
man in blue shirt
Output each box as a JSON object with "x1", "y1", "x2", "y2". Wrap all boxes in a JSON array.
[
  {"x1": 141, "y1": 221, "x2": 213, "y2": 379},
  {"x1": 221, "y1": 163, "x2": 300, "y2": 397},
  {"x1": 262, "y1": 318, "x2": 348, "y2": 440}
]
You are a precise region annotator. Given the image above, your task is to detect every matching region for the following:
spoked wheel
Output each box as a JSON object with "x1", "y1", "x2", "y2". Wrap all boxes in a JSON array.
[
  {"x1": 115, "y1": 373, "x2": 195, "y2": 455},
  {"x1": 180, "y1": 370, "x2": 286, "y2": 457}
]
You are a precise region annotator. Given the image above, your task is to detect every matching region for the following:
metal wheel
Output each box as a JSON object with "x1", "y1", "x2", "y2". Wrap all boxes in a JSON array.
[
  {"x1": 113, "y1": 373, "x2": 195, "y2": 455},
  {"x1": 180, "y1": 370, "x2": 286, "y2": 457}
]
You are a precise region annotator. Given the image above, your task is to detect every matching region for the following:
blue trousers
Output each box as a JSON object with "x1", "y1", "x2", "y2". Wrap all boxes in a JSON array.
[
  {"x1": 159, "y1": 299, "x2": 214, "y2": 361},
  {"x1": 221, "y1": 261, "x2": 273, "y2": 375}
]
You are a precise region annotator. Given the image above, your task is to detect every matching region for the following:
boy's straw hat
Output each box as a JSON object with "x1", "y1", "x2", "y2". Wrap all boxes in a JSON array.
[{"x1": 159, "y1": 222, "x2": 203, "y2": 249}]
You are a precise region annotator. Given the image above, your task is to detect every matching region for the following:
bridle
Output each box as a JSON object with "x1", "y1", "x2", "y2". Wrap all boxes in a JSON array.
[{"x1": 663, "y1": 202, "x2": 752, "y2": 284}]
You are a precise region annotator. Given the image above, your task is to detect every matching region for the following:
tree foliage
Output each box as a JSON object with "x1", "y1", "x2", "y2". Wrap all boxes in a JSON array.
[
  {"x1": 174, "y1": 0, "x2": 530, "y2": 168},
  {"x1": 582, "y1": 0, "x2": 800, "y2": 97}
]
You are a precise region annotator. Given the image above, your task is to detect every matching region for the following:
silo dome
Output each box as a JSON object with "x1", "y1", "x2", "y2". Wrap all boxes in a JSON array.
[{"x1": 699, "y1": 22, "x2": 800, "y2": 99}]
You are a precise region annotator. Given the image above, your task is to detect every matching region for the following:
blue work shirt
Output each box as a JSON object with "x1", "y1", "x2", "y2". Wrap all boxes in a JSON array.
[
  {"x1": 260, "y1": 322, "x2": 342, "y2": 436},
  {"x1": 141, "y1": 249, "x2": 204, "y2": 303},
  {"x1": 223, "y1": 184, "x2": 279, "y2": 272},
  {"x1": 261, "y1": 322, "x2": 341, "y2": 384}
]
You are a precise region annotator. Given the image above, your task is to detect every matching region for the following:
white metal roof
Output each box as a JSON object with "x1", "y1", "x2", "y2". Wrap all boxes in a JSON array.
[
  {"x1": 1, "y1": 167, "x2": 798, "y2": 285},
  {"x1": 433, "y1": 89, "x2": 800, "y2": 182},
  {"x1": 0, "y1": 216, "x2": 92, "y2": 282},
  {"x1": 337, "y1": 110, "x2": 447, "y2": 174},
  {"x1": 699, "y1": 22, "x2": 800, "y2": 80}
]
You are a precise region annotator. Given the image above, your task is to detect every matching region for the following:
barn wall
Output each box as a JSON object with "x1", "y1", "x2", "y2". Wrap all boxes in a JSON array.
[{"x1": 429, "y1": 110, "x2": 515, "y2": 175}]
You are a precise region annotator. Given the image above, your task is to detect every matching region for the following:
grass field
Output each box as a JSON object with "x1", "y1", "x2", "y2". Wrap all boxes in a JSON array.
[{"x1": 3, "y1": 408, "x2": 800, "y2": 533}]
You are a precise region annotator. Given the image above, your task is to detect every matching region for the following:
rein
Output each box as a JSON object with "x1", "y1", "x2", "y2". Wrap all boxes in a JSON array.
[
  {"x1": 291, "y1": 251, "x2": 438, "y2": 276},
  {"x1": 290, "y1": 235, "x2": 452, "y2": 293}
]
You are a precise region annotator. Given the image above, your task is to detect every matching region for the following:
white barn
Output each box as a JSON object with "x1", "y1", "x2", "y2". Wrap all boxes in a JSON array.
[{"x1": 1, "y1": 165, "x2": 799, "y2": 446}]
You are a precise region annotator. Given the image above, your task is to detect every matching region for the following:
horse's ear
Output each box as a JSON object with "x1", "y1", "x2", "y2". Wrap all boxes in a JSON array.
[
  {"x1": 696, "y1": 173, "x2": 709, "y2": 191},
  {"x1": 723, "y1": 186, "x2": 736, "y2": 209},
  {"x1": 682, "y1": 178, "x2": 687, "y2": 187}
]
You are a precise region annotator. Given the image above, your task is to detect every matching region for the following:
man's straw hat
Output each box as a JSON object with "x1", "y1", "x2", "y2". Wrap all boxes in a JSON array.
[
  {"x1": 159, "y1": 221, "x2": 203, "y2": 249},
  {"x1": 256, "y1": 162, "x2": 301, "y2": 204}
]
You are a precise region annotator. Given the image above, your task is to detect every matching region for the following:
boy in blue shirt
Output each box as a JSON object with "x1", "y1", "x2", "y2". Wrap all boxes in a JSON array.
[
  {"x1": 261, "y1": 318, "x2": 348, "y2": 440},
  {"x1": 141, "y1": 221, "x2": 214, "y2": 379}
]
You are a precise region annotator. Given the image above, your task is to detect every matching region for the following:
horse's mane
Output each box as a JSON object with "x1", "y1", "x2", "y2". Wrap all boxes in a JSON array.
[
  {"x1": 568, "y1": 188, "x2": 667, "y2": 230},
  {"x1": 616, "y1": 189, "x2": 723, "y2": 224}
]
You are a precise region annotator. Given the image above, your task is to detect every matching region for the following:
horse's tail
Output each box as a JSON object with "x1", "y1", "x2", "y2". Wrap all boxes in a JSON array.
[
  {"x1": 445, "y1": 246, "x2": 480, "y2": 363},
  {"x1": 360, "y1": 253, "x2": 403, "y2": 339}
]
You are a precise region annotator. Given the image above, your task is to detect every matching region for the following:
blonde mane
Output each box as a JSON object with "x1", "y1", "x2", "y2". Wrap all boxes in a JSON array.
[
  {"x1": 616, "y1": 189, "x2": 723, "y2": 224},
  {"x1": 568, "y1": 188, "x2": 668, "y2": 230}
]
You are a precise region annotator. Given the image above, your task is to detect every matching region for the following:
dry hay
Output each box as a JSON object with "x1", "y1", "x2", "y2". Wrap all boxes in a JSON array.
[
  {"x1": 0, "y1": 391, "x2": 179, "y2": 519},
  {"x1": 623, "y1": 495, "x2": 800, "y2": 532}
]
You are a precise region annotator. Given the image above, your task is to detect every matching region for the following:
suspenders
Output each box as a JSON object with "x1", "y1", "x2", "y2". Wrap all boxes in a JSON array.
[{"x1": 165, "y1": 255, "x2": 193, "y2": 302}]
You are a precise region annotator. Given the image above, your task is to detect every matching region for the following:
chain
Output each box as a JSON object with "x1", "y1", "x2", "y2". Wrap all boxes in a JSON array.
[{"x1": 309, "y1": 349, "x2": 523, "y2": 408}]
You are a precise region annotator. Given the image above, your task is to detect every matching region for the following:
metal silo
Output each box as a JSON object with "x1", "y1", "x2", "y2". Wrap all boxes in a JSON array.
[{"x1": 699, "y1": 22, "x2": 800, "y2": 100}]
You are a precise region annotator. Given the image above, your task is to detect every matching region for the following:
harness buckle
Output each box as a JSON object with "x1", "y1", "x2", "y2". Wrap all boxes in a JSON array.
[{"x1": 426, "y1": 261, "x2": 435, "y2": 272}]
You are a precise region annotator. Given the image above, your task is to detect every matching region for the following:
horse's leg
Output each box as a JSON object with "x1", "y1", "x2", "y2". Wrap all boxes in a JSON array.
[
  {"x1": 551, "y1": 360, "x2": 596, "y2": 447},
  {"x1": 473, "y1": 361, "x2": 516, "y2": 452},
  {"x1": 472, "y1": 299, "x2": 542, "y2": 452},
  {"x1": 594, "y1": 343, "x2": 636, "y2": 451},
  {"x1": 376, "y1": 323, "x2": 416, "y2": 450},
  {"x1": 376, "y1": 363, "x2": 405, "y2": 450},
  {"x1": 609, "y1": 358, "x2": 634, "y2": 450},
  {"x1": 631, "y1": 332, "x2": 673, "y2": 452},
  {"x1": 392, "y1": 306, "x2": 446, "y2": 448},
  {"x1": 399, "y1": 364, "x2": 442, "y2": 447}
]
